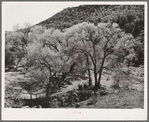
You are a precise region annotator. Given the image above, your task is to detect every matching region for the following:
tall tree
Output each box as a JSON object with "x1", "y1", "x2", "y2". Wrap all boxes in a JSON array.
[
  {"x1": 69, "y1": 22, "x2": 135, "y2": 90},
  {"x1": 26, "y1": 27, "x2": 79, "y2": 103}
]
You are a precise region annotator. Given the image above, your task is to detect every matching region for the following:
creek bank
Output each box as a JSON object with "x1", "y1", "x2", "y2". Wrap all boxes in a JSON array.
[{"x1": 21, "y1": 84, "x2": 108, "y2": 108}]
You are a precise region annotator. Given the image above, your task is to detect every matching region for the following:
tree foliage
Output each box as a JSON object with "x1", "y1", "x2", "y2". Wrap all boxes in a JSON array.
[
  {"x1": 5, "y1": 31, "x2": 27, "y2": 69},
  {"x1": 36, "y1": 5, "x2": 144, "y2": 66}
]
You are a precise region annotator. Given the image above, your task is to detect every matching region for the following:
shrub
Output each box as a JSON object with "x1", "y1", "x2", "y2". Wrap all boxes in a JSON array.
[{"x1": 124, "y1": 22, "x2": 135, "y2": 33}]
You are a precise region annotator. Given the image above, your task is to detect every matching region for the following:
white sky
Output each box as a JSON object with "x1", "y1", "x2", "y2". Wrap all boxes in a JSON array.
[{"x1": 2, "y1": 2, "x2": 89, "y2": 31}]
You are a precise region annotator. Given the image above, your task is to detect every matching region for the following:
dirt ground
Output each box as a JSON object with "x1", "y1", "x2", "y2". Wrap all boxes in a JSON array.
[
  {"x1": 75, "y1": 89, "x2": 144, "y2": 108},
  {"x1": 5, "y1": 66, "x2": 144, "y2": 108}
]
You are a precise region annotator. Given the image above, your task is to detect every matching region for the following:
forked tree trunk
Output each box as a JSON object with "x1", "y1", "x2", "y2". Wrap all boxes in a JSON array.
[
  {"x1": 97, "y1": 56, "x2": 106, "y2": 90},
  {"x1": 92, "y1": 44, "x2": 98, "y2": 90}
]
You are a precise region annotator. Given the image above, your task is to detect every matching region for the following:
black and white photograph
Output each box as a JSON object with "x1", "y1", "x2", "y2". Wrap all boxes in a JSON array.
[{"x1": 2, "y1": 1, "x2": 148, "y2": 120}]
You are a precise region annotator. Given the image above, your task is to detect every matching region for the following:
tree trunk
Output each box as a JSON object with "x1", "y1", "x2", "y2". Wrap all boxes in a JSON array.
[
  {"x1": 46, "y1": 85, "x2": 50, "y2": 103},
  {"x1": 97, "y1": 56, "x2": 106, "y2": 89},
  {"x1": 86, "y1": 55, "x2": 92, "y2": 86},
  {"x1": 88, "y1": 68, "x2": 92, "y2": 86},
  {"x1": 30, "y1": 94, "x2": 32, "y2": 99},
  {"x1": 92, "y1": 44, "x2": 98, "y2": 90},
  {"x1": 46, "y1": 76, "x2": 52, "y2": 103},
  {"x1": 94, "y1": 66, "x2": 98, "y2": 89},
  {"x1": 97, "y1": 68, "x2": 102, "y2": 90},
  {"x1": 69, "y1": 62, "x2": 76, "y2": 73},
  {"x1": 61, "y1": 72, "x2": 67, "y2": 81}
]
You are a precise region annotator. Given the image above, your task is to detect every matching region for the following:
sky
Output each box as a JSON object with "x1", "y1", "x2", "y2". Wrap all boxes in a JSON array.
[{"x1": 2, "y1": 2, "x2": 96, "y2": 31}]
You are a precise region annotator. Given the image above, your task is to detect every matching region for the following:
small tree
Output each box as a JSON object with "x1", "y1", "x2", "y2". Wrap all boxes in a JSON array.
[{"x1": 5, "y1": 31, "x2": 27, "y2": 69}]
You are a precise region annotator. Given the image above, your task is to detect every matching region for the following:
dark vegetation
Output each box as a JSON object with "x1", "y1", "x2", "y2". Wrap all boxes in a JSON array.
[{"x1": 5, "y1": 5, "x2": 144, "y2": 108}]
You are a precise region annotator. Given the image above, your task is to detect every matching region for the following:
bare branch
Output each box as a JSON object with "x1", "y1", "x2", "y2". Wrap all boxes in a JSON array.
[
  {"x1": 56, "y1": 37, "x2": 64, "y2": 47},
  {"x1": 38, "y1": 59, "x2": 50, "y2": 69},
  {"x1": 104, "y1": 32, "x2": 115, "y2": 51},
  {"x1": 47, "y1": 41, "x2": 59, "y2": 52}
]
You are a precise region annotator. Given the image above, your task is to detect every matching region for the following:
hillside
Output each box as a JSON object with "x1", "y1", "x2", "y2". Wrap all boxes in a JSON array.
[{"x1": 37, "y1": 5, "x2": 144, "y2": 32}]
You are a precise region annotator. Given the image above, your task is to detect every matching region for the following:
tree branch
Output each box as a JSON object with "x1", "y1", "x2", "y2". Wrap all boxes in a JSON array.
[
  {"x1": 79, "y1": 48, "x2": 95, "y2": 66},
  {"x1": 56, "y1": 37, "x2": 64, "y2": 47},
  {"x1": 104, "y1": 32, "x2": 115, "y2": 51},
  {"x1": 38, "y1": 59, "x2": 50, "y2": 69},
  {"x1": 47, "y1": 41, "x2": 59, "y2": 52}
]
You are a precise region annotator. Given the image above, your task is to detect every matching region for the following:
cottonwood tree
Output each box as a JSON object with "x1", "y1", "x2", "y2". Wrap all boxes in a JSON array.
[
  {"x1": 26, "y1": 27, "x2": 79, "y2": 102},
  {"x1": 69, "y1": 22, "x2": 135, "y2": 90},
  {"x1": 5, "y1": 31, "x2": 27, "y2": 69},
  {"x1": 5, "y1": 23, "x2": 33, "y2": 69}
]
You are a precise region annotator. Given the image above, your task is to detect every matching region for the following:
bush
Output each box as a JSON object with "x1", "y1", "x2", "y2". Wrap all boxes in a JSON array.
[
  {"x1": 124, "y1": 22, "x2": 135, "y2": 33},
  {"x1": 5, "y1": 50, "x2": 15, "y2": 68}
]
